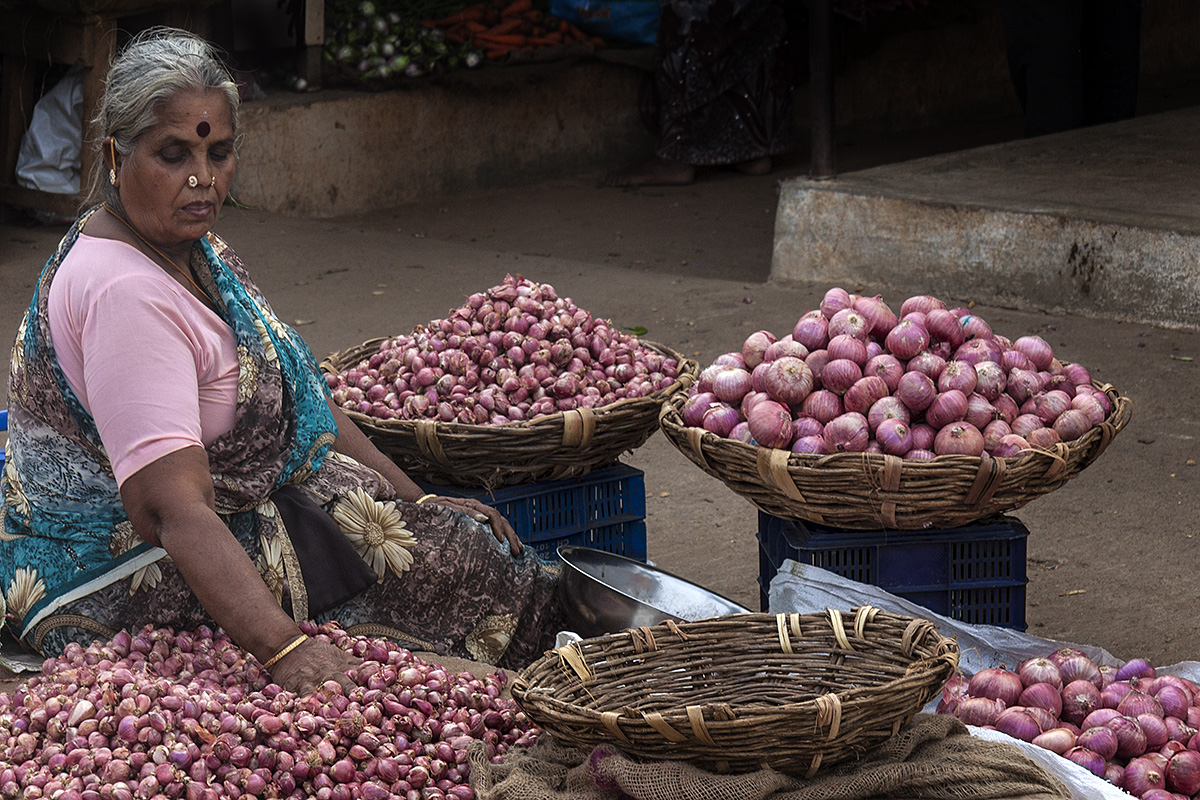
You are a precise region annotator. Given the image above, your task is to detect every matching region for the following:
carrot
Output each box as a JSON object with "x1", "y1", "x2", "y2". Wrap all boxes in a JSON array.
[
  {"x1": 486, "y1": 47, "x2": 512, "y2": 60},
  {"x1": 445, "y1": 28, "x2": 468, "y2": 42},
  {"x1": 500, "y1": 0, "x2": 532, "y2": 17},
  {"x1": 487, "y1": 17, "x2": 525, "y2": 35},
  {"x1": 522, "y1": 8, "x2": 544, "y2": 23},
  {"x1": 430, "y1": 4, "x2": 486, "y2": 27},
  {"x1": 529, "y1": 31, "x2": 563, "y2": 45},
  {"x1": 475, "y1": 32, "x2": 528, "y2": 47},
  {"x1": 465, "y1": 19, "x2": 488, "y2": 31}
]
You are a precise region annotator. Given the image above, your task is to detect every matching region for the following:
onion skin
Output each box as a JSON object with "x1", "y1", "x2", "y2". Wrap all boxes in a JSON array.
[
  {"x1": 1106, "y1": 714, "x2": 1149, "y2": 759},
  {"x1": 1019, "y1": 658, "x2": 1064, "y2": 690},
  {"x1": 1123, "y1": 756, "x2": 1168, "y2": 796},
  {"x1": 995, "y1": 708, "x2": 1043, "y2": 743},
  {"x1": 969, "y1": 669, "x2": 1024, "y2": 708},
  {"x1": 934, "y1": 422, "x2": 984, "y2": 457},
  {"x1": 1019, "y1": 683, "x2": 1063, "y2": 717},
  {"x1": 1061, "y1": 680, "x2": 1102, "y2": 727},
  {"x1": 1032, "y1": 727, "x2": 1076, "y2": 755},
  {"x1": 1076, "y1": 726, "x2": 1120, "y2": 760},
  {"x1": 823, "y1": 412, "x2": 870, "y2": 453},
  {"x1": 747, "y1": 400, "x2": 794, "y2": 450},
  {"x1": 1064, "y1": 746, "x2": 1107, "y2": 777},
  {"x1": 954, "y1": 697, "x2": 1006, "y2": 727}
]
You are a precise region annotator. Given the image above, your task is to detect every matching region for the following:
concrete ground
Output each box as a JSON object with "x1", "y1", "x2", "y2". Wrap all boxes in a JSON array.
[{"x1": 1, "y1": 103, "x2": 1198, "y2": 673}]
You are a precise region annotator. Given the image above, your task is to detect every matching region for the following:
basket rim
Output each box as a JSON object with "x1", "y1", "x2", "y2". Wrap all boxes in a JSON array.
[
  {"x1": 659, "y1": 380, "x2": 1132, "y2": 473},
  {"x1": 321, "y1": 337, "x2": 698, "y2": 436}
]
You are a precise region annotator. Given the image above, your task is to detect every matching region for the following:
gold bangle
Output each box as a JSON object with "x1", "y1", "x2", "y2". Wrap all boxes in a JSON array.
[
  {"x1": 414, "y1": 493, "x2": 438, "y2": 504},
  {"x1": 262, "y1": 634, "x2": 308, "y2": 670}
]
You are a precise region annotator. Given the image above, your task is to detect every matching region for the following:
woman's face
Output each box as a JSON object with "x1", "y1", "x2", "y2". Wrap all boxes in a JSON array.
[{"x1": 115, "y1": 88, "x2": 236, "y2": 252}]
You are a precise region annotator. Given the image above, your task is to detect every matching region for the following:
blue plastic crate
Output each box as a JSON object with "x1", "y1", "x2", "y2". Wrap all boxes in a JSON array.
[
  {"x1": 757, "y1": 512, "x2": 1028, "y2": 630},
  {"x1": 0, "y1": 408, "x2": 6, "y2": 472},
  {"x1": 420, "y1": 465, "x2": 647, "y2": 562}
]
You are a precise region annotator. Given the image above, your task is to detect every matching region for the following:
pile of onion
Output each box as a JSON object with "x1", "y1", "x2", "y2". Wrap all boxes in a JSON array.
[
  {"x1": 681, "y1": 288, "x2": 1114, "y2": 458},
  {"x1": 938, "y1": 649, "x2": 1200, "y2": 798},
  {"x1": 0, "y1": 622, "x2": 536, "y2": 800},
  {"x1": 325, "y1": 274, "x2": 681, "y2": 425}
]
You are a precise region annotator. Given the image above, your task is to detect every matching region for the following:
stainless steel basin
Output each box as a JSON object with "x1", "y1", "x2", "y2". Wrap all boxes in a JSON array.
[{"x1": 557, "y1": 546, "x2": 751, "y2": 639}]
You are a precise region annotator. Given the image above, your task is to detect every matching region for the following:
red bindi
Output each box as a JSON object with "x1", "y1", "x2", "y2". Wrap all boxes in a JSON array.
[{"x1": 196, "y1": 120, "x2": 210, "y2": 137}]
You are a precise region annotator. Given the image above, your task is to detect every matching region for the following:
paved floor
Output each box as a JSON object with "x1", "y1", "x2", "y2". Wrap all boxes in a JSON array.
[{"x1": 1, "y1": 101, "x2": 1197, "y2": 668}]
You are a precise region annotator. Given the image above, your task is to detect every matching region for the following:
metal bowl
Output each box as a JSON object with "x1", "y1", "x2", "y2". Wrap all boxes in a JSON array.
[{"x1": 557, "y1": 546, "x2": 751, "y2": 639}]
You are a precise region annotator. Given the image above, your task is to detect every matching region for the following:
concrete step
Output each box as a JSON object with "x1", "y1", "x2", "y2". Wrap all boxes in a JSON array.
[{"x1": 771, "y1": 106, "x2": 1200, "y2": 331}]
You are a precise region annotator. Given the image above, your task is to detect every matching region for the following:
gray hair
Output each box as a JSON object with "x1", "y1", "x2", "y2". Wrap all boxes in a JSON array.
[{"x1": 90, "y1": 27, "x2": 240, "y2": 208}]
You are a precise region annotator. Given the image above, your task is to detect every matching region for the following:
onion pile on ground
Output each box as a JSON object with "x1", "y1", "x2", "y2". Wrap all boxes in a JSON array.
[
  {"x1": 683, "y1": 288, "x2": 1114, "y2": 458},
  {"x1": 325, "y1": 274, "x2": 681, "y2": 425},
  {"x1": 0, "y1": 622, "x2": 535, "y2": 799},
  {"x1": 939, "y1": 650, "x2": 1200, "y2": 798}
]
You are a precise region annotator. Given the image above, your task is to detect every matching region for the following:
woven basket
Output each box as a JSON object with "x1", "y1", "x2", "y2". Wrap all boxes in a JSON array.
[
  {"x1": 658, "y1": 382, "x2": 1131, "y2": 530},
  {"x1": 511, "y1": 608, "x2": 959, "y2": 776},
  {"x1": 320, "y1": 339, "x2": 697, "y2": 488}
]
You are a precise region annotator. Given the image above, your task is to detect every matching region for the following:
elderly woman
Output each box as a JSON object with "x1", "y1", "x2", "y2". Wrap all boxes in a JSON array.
[{"x1": 1, "y1": 28, "x2": 560, "y2": 694}]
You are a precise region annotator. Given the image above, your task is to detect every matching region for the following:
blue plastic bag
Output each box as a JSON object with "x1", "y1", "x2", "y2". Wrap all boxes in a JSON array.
[{"x1": 550, "y1": 0, "x2": 660, "y2": 45}]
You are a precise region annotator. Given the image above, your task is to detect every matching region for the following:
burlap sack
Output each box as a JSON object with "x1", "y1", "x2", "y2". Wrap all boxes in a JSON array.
[{"x1": 469, "y1": 713, "x2": 1070, "y2": 800}]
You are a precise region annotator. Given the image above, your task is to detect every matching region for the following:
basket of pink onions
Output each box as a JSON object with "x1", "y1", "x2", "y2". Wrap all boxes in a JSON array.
[
  {"x1": 321, "y1": 274, "x2": 698, "y2": 488},
  {"x1": 658, "y1": 288, "x2": 1132, "y2": 531}
]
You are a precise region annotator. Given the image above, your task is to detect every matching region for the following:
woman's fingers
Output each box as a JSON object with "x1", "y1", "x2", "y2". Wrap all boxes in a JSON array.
[
  {"x1": 270, "y1": 637, "x2": 361, "y2": 696},
  {"x1": 425, "y1": 497, "x2": 522, "y2": 556}
]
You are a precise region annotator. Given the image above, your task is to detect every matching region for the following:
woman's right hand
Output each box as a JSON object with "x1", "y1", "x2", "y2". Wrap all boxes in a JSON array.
[{"x1": 269, "y1": 637, "x2": 361, "y2": 696}]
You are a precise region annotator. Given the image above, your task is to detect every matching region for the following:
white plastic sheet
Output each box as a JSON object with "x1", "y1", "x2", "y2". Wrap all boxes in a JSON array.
[
  {"x1": 768, "y1": 559, "x2": 1200, "y2": 800},
  {"x1": 16, "y1": 67, "x2": 85, "y2": 195}
]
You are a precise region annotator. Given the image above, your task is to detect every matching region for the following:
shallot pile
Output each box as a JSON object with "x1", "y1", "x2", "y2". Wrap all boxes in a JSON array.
[
  {"x1": 682, "y1": 288, "x2": 1114, "y2": 458},
  {"x1": 0, "y1": 622, "x2": 537, "y2": 799},
  {"x1": 325, "y1": 274, "x2": 681, "y2": 425},
  {"x1": 940, "y1": 649, "x2": 1200, "y2": 798}
]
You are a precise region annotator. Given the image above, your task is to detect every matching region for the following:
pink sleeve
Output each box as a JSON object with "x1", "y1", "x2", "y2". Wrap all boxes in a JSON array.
[{"x1": 79, "y1": 277, "x2": 209, "y2": 486}]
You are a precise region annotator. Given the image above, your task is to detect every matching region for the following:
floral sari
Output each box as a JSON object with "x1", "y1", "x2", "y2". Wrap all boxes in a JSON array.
[{"x1": 1, "y1": 208, "x2": 560, "y2": 669}]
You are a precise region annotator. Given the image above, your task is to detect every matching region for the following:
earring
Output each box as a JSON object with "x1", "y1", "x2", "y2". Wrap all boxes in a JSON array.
[
  {"x1": 109, "y1": 168, "x2": 117, "y2": 186},
  {"x1": 188, "y1": 175, "x2": 199, "y2": 188}
]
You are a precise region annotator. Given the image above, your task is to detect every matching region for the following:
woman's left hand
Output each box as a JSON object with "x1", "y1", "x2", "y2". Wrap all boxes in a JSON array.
[{"x1": 423, "y1": 496, "x2": 521, "y2": 556}]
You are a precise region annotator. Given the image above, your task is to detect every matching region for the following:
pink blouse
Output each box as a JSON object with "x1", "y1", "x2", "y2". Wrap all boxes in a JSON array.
[{"x1": 48, "y1": 234, "x2": 239, "y2": 487}]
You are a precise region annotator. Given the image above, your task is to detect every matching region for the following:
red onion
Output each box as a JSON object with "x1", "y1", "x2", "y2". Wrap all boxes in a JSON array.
[
  {"x1": 1070, "y1": 393, "x2": 1107, "y2": 426},
  {"x1": 1019, "y1": 658, "x2": 1064, "y2": 690},
  {"x1": 958, "y1": 314, "x2": 993, "y2": 341},
  {"x1": 875, "y1": 418, "x2": 914, "y2": 456},
  {"x1": 1013, "y1": 335, "x2": 1054, "y2": 370},
  {"x1": 863, "y1": 354, "x2": 903, "y2": 392},
  {"x1": 1057, "y1": 653, "x2": 1103, "y2": 690},
  {"x1": 904, "y1": 448, "x2": 936, "y2": 461},
  {"x1": 742, "y1": 390, "x2": 771, "y2": 419},
  {"x1": 1102, "y1": 680, "x2": 1136, "y2": 709},
  {"x1": 937, "y1": 361, "x2": 978, "y2": 395},
  {"x1": 1024, "y1": 705, "x2": 1059, "y2": 735},
  {"x1": 713, "y1": 351, "x2": 746, "y2": 369},
  {"x1": 1064, "y1": 746, "x2": 1106, "y2": 777},
  {"x1": 1032, "y1": 390, "x2": 1073, "y2": 424},
  {"x1": 827, "y1": 334, "x2": 870, "y2": 365},
  {"x1": 964, "y1": 393, "x2": 997, "y2": 430},
  {"x1": 742, "y1": 330, "x2": 777, "y2": 369},
  {"x1": 934, "y1": 422, "x2": 984, "y2": 456},
  {"x1": 1026, "y1": 427, "x2": 1062, "y2": 449},
  {"x1": 1010, "y1": 413, "x2": 1044, "y2": 439},
  {"x1": 995, "y1": 708, "x2": 1043, "y2": 742},
  {"x1": 991, "y1": 433, "x2": 1030, "y2": 458},
  {"x1": 992, "y1": 392, "x2": 1019, "y2": 424},
  {"x1": 792, "y1": 416, "x2": 824, "y2": 439},
  {"x1": 793, "y1": 311, "x2": 830, "y2": 352},
  {"x1": 1053, "y1": 409, "x2": 1093, "y2": 442},
  {"x1": 761, "y1": 356, "x2": 815, "y2": 406},
  {"x1": 843, "y1": 376, "x2": 889, "y2": 416},
  {"x1": 1149, "y1": 675, "x2": 1197, "y2": 698},
  {"x1": 926, "y1": 390, "x2": 968, "y2": 430},
  {"x1": 954, "y1": 697, "x2": 1006, "y2": 727},
  {"x1": 907, "y1": 352, "x2": 947, "y2": 379},
  {"x1": 854, "y1": 294, "x2": 898, "y2": 338},
  {"x1": 747, "y1": 400, "x2": 794, "y2": 450},
  {"x1": 1061, "y1": 362, "x2": 1093, "y2": 389},
  {"x1": 909, "y1": 423, "x2": 936, "y2": 451},
  {"x1": 982, "y1": 420, "x2": 1011, "y2": 453},
  {"x1": 895, "y1": 371, "x2": 937, "y2": 413},
  {"x1": 1062, "y1": 680, "x2": 1103, "y2": 726},
  {"x1": 1019, "y1": 683, "x2": 1063, "y2": 716},
  {"x1": 820, "y1": 359, "x2": 862, "y2": 395},
  {"x1": 1165, "y1": 717, "x2": 1198, "y2": 744},
  {"x1": 1082, "y1": 708, "x2": 1124, "y2": 730},
  {"x1": 1032, "y1": 728, "x2": 1076, "y2": 755},
  {"x1": 820, "y1": 287, "x2": 853, "y2": 320},
  {"x1": 953, "y1": 338, "x2": 1003, "y2": 367},
  {"x1": 764, "y1": 337, "x2": 809, "y2": 363},
  {"x1": 729, "y1": 421, "x2": 754, "y2": 443},
  {"x1": 885, "y1": 319, "x2": 930, "y2": 360},
  {"x1": 924, "y1": 307, "x2": 965, "y2": 347},
  {"x1": 1104, "y1": 762, "x2": 1126, "y2": 786},
  {"x1": 971, "y1": 361, "x2": 1006, "y2": 400},
  {"x1": 711, "y1": 367, "x2": 753, "y2": 404},
  {"x1": 1076, "y1": 726, "x2": 1120, "y2": 760},
  {"x1": 969, "y1": 668, "x2": 1024, "y2": 707},
  {"x1": 1140, "y1": 713, "x2": 1172, "y2": 751},
  {"x1": 828, "y1": 308, "x2": 870, "y2": 341},
  {"x1": 868, "y1": 396, "x2": 910, "y2": 432},
  {"x1": 823, "y1": 412, "x2": 871, "y2": 453},
  {"x1": 1155, "y1": 687, "x2": 1192, "y2": 720},
  {"x1": 792, "y1": 435, "x2": 829, "y2": 454},
  {"x1": 1107, "y1": 714, "x2": 1149, "y2": 759},
  {"x1": 900, "y1": 294, "x2": 947, "y2": 316},
  {"x1": 1123, "y1": 756, "x2": 1168, "y2": 796},
  {"x1": 701, "y1": 404, "x2": 740, "y2": 437},
  {"x1": 801, "y1": 390, "x2": 843, "y2": 425}
]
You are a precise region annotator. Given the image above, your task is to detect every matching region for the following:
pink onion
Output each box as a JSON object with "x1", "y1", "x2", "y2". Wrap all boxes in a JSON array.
[
  {"x1": 792, "y1": 435, "x2": 829, "y2": 454},
  {"x1": 729, "y1": 421, "x2": 753, "y2": 443},
  {"x1": 701, "y1": 404, "x2": 740, "y2": 437},
  {"x1": 711, "y1": 367, "x2": 753, "y2": 404},
  {"x1": 924, "y1": 307, "x2": 965, "y2": 347},
  {"x1": 854, "y1": 294, "x2": 898, "y2": 338},
  {"x1": 792, "y1": 416, "x2": 824, "y2": 439},
  {"x1": 937, "y1": 361, "x2": 978, "y2": 395},
  {"x1": 895, "y1": 371, "x2": 937, "y2": 413},
  {"x1": 827, "y1": 334, "x2": 870, "y2": 366},
  {"x1": 820, "y1": 287, "x2": 853, "y2": 320},
  {"x1": 1082, "y1": 708, "x2": 1124, "y2": 730},
  {"x1": 1053, "y1": 409, "x2": 1093, "y2": 441},
  {"x1": 1024, "y1": 425, "x2": 1061, "y2": 449},
  {"x1": 982, "y1": 420, "x2": 1011, "y2": 453},
  {"x1": 1019, "y1": 683, "x2": 1063, "y2": 717},
  {"x1": 741, "y1": 330, "x2": 777, "y2": 369},
  {"x1": 1032, "y1": 728, "x2": 1076, "y2": 755},
  {"x1": 1107, "y1": 714, "x2": 1149, "y2": 759},
  {"x1": 801, "y1": 390, "x2": 843, "y2": 425},
  {"x1": 964, "y1": 393, "x2": 997, "y2": 430},
  {"x1": 793, "y1": 310, "x2": 830, "y2": 350},
  {"x1": 954, "y1": 697, "x2": 1006, "y2": 727},
  {"x1": 900, "y1": 294, "x2": 947, "y2": 316},
  {"x1": 764, "y1": 337, "x2": 809, "y2": 363},
  {"x1": 827, "y1": 308, "x2": 870, "y2": 341},
  {"x1": 991, "y1": 433, "x2": 1030, "y2": 458},
  {"x1": 1064, "y1": 746, "x2": 1106, "y2": 777},
  {"x1": 907, "y1": 352, "x2": 947, "y2": 379},
  {"x1": 1007, "y1": 368, "x2": 1044, "y2": 404},
  {"x1": 1010, "y1": 414, "x2": 1044, "y2": 439},
  {"x1": 868, "y1": 396, "x2": 910, "y2": 432},
  {"x1": 1139, "y1": 713, "x2": 1172, "y2": 751},
  {"x1": 1070, "y1": 393, "x2": 1107, "y2": 426},
  {"x1": 1033, "y1": 389, "x2": 1073, "y2": 424},
  {"x1": 1013, "y1": 335, "x2": 1054, "y2": 370},
  {"x1": 909, "y1": 423, "x2": 936, "y2": 451},
  {"x1": 1076, "y1": 726, "x2": 1119, "y2": 760},
  {"x1": 1061, "y1": 362, "x2": 1093, "y2": 389},
  {"x1": 926, "y1": 390, "x2": 968, "y2": 430},
  {"x1": 958, "y1": 314, "x2": 993, "y2": 341},
  {"x1": 742, "y1": 390, "x2": 771, "y2": 419},
  {"x1": 805, "y1": 349, "x2": 831, "y2": 382},
  {"x1": 972, "y1": 361, "x2": 1006, "y2": 400},
  {"x1": 843, "y1": 376, "x2": 889, "y2": 416},
  {"x1": 1174, "y1": 750, "x2": 1200, "y2": 795},
  {"x1": 969, "y1": 668, "x2": 1024, "y2": 707},
  {"x1": 820, "y1": 359, "x2": 862, "y2": 395},
  {"x1": 746, "y1": 400, "x2": 794, "y2": 450},
  {"x1": 1061, "y1": 680, "x2": 1102, "y2": 726},
  {"x1": 1101, "y1": 680, "x2": 1136, "y2": 709},
  {"x1": 934, "y1": 422, "x2": 985, "y2": 456},
  {"x1": 875, "y1": 418, "x2": 913, "y2": 456},
  {"x1": 1166, "y1": 717, "x2": 1197, "y2": 744},
  {"x1": 1058, "y1": 653, "x2": 1103, "y2": 690},
  {"x1": 995, "y1": 707, "x2": 1043, "y2": 742},
  {"x1": 1019, "y1": 658, "x2": 1064, "y2": 690},
  {"x1": 823, "y1": 412, "x2": 870, "y2": 453},
  {"x1": 864, "y1": 354, "x2": 904, "y2": 392},
  {"x1": 1123, "y1": 756, "x2": 1168, "y2": 796},
  {"x1": 1155, "y1": 687, "x2": 1192, "y2": 720},
  {"x1": 884, "y1": 319, "x2": 930, "y2": 360},
  {"x1": 904, "y1": 448, "x2": 936, "y2": 461},
  {"x1": 761, "y1": 357, "x2": 815, "y2": 406},
  {"x1": 953, "y1": 338, "x2": 1002, "y2": 367},
  {"x1": 992, "y1": 392, "x2": 1019, "y2": 424}
]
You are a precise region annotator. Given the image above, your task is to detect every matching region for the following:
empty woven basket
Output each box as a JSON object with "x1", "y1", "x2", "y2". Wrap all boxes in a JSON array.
[{"x1": 511, "y1": 608, "x2": 959, "y2": 777}]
